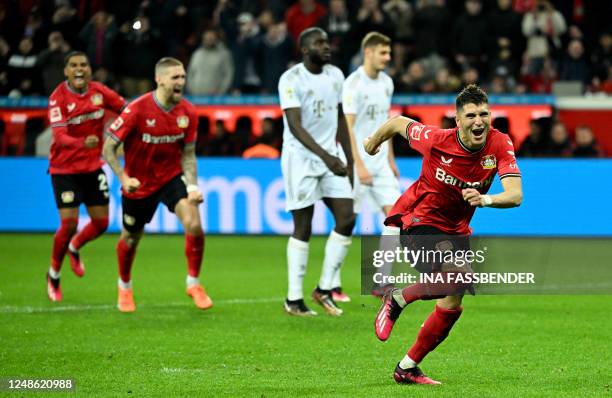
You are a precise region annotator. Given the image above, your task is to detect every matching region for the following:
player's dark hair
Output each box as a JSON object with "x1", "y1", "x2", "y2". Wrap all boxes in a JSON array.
[
  {"x1": 361, "y1": 32, "x2": 391, "y2": 52},
  {"x1": 64, "y1": 51, "x2": 88, "y2": 67},
  {"x1": 298, "y1": 27, "x2": 326, "y2": 49},
  {"x1": 155, "y1": 57, "x2": 183, "y2": 76},
  {"x1": 456, "y1": 84, "x2": 488, "y2": 112}
]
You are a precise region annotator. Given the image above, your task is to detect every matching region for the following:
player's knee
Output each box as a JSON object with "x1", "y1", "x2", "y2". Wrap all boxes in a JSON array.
[
  {"x1": 438, "y1": 295, "x2": 463, "y2": 310},
  {"x1": 183, "y1": 216, "x2": 202, "y2": 235},
  {"x1": 61, "y1": 218, "x2": 78, "y2": 235},
  {"x1": 335, "y1": 212, "x2": 356, "y2": 236},
  {"x1": 292, "y1": 224, "x2": 312, "y2": 242},
  {"x1": 93, "y1": 217, "x2": 109, "y2": 233}
]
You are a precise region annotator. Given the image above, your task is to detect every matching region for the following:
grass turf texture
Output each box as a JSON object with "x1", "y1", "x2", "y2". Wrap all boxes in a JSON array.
[{"x1": 0, "y1": 234, "x2": 610, "y2": 397}]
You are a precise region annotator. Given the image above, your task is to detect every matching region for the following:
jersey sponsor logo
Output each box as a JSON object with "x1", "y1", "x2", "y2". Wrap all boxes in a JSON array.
[
  {"x1": 313, "y1": 100, "x2": 325, "y2": 118},
  {"x1": 441, "y1": 156, "x2": 453, "y2": 166},
  {"x1": 67, "y1": 103, "x2": 76, "y2": 112},
  {"x1": 61, "y1": 191, "x2": 75, "y2": 203},
  {"x1": 67, "y1": 109, "x2": 105, "y2": 125},
  {"x1": 91, "y1": 93, "x2": 103, "y2": 106},
  {"x1": 142, "y1": 132, "x2": 185, "y2": 144},
  {"x1": 177, "y1": 115, "x2": 189, "y2": 129},
  {"x1": 435, "y1": 167, "x2": 494, "y2": 189},
  {"x1": 49, "y1": 107, "x2": 62, "y2": 123},
  {"x1": 481, "y1": 154, "x2": 497, "y2": 170},
  {"x1": 366, "y1": 104, "x2": 379, "y2": 120},
  {"x1": 110, "y1": 116, "x2": 124, "y2": 131}
]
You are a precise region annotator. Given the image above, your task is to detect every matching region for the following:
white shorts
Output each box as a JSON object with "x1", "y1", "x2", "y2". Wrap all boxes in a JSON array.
[
  {"x1": 353, "y1": 166, "x2": 401, "y2": 213},
  {"x1": 281, "y1": 149, "x2": 353, "y2": 211}
]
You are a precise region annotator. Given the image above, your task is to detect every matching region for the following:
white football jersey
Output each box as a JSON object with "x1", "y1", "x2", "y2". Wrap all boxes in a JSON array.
[
  {"x1": 342, "y1": 66, "x2": 394, "y2": 174},
  {"x1": 278, "y1": 63, "x2": 344, "y2": 158}
]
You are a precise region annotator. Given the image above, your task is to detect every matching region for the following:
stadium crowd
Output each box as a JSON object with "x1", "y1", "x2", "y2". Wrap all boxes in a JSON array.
[{"x1": 0, "y1": 0, "x2": 609, "y2": 157}]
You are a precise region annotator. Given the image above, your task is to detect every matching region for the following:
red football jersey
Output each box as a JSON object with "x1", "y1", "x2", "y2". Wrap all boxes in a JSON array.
[
  {"x1": 48, "y1": 81, "x2": 126, "y2": 174},
  {"x1": 107, "y1": 92, "x2": 198, "y2": 199},
  {"x1": 386, "y1": 122, "x2": 521, "y2": 235}
]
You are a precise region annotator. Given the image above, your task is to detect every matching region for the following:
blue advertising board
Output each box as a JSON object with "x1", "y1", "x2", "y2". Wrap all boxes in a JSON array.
[{"x1": 0, "y1": 158, "x2": 610, "y2": 236}]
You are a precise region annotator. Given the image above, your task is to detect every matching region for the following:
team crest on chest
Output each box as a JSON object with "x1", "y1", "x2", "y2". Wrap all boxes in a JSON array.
[
  {"x1": 481, "y1": 154, "x2": 497, "y2": 169},
  {"x1": 91, "y1": 93, "x2": 103, "y2": 106},
  {"x1": 177, "y1": 115, "x2": 189, "y2": 128}
]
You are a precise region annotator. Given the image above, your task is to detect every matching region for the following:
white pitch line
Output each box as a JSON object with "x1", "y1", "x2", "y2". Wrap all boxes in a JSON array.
[{"x1": 0, "y1": 297, "x2": 283, "y2": 314}]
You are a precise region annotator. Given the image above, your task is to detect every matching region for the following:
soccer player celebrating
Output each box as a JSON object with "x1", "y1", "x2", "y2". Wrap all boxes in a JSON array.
[
  {"x1": 278, "y1": 27, "x2": 355, "y2": 316},
  {"x1": 103, "y1": 57, "x2": 211, "y2": 313},
  {"x1": 366, "y1": 85, "x2": 522, "y2": 384},
  {"x1": 342, "y1": 32, "x2": 401, "y2": 299},
  {"x1": 47, "y1": 51, "x2": 126, "y2": 302}
]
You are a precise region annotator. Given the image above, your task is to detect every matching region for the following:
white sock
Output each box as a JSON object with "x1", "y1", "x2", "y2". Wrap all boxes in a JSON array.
[
  {"x1": 392, "y1": 289, "x2": 407, "y2": 308},
  {"x1": 68, "y1": 242, "x2": 77, "y2": 253},
  {"x1": 319, "y1": 231, "x2": 352, "y2": 291},
  {"x1": 331, "y1": 267, "x2": 342, "y2": 290},
  {"x1": 186, "y1": 275, "x2": 199, "y2": 288},
  {"x1": 377, "y1": 225, "x2": 400, "y2": 286},
  {"x1": 287, "y1": 237, "x2": 309, "y2": 301},
  {"x1": 399, "y1": 354, "x2": 417, "y2": 370},
  {"x1": 48, "y1": 267, "x2": 60, "y2": 279},
  {"x1": 118, "y1": 278, "x2": 132, "y2": 289}
]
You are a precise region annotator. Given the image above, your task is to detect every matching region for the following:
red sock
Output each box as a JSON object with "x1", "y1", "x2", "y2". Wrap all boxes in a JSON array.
[
  {"x1": 71, "y1": 217, "x2": 108, "y2": 250},
  {"x1": 117, "y1": 238, "x2": 137, "y2": 283},
  {"x1": 51, "y1": 218, "x2": 78, "y2": 271},
  {"x1": 407, "y1": 305, "x2": 463, "y2": 363},
  {"x1": 185, "y1": 233, "x2": 204, "y2": 278},
  {"x1": 401, "y1": 272, "x2": 468, "y2": 304}
]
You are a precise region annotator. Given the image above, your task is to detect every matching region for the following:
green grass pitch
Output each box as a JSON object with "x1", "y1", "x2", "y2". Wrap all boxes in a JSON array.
[{"x1": 0, "y1": 234, "x2": 610, "y2": 397}]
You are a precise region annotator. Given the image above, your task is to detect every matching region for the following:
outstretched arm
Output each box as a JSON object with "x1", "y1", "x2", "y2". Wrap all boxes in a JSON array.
[
  {"x1": 463, "y1": 176, "x2": 523, "y2": 208},
  {"x1": 364, "y1": 116, "x2": 415, "y2": 155}
]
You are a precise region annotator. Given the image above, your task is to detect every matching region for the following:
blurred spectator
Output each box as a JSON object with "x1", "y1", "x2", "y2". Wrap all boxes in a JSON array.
[
  {"x1": 243, "y1": 118, "x2": 281, "y2": 159},
  {"x1": 141, "y1": 0, "x2": 188, "y2": 57},
  {"x1": 398, "y1": 60, "x2": 429, "y2": 92},
  {"x1": 412, "y1": 0, "x2": 451, "y2": 58},
  {"x1": 461, "y1": 66, "x2": 480, "y2": 87},
  {"x1": 492, "y1": 116, "x2": 510, "y2": 134},
  {"x1": 50, "y1": 5, "x2": 80, "y2": 50},
  {"x1": 558, "y1": 39, "x2": 590, "y2": 83},
  {"x1": 546, "y1": 121, "x2": 572, "y2": 157},
  {"x1": 259, "y1": 22, "x2": 294, "y2": 94},
  {"x1": 351, "y1": 0, "x2": 393, "y2": 55},
  {"x1": 316, "y1": 0, "x2": 351, "y2": 73},
  {"x1": 521, "y1": 56, "x2": 556, "y2": 93},
  {"x1": 488, "y1": 0, "x2": 524, "y2": 67},
  {"x1": 487, "y1": 69, "x2": 513, "y2": 94},
  {"x1": 572, "y1": 125, "x2": 603, "y2": 158},
  {"x1": 205, "y1": 120, "x2": 234, "y2": 156},
  {"x1": 285, "y1": 0, "x2": 327, "y2": 44},
  {"x1": 522, "y1": 0, "x2": 566, "y2": 74},
  {"x1": 440, "y1": 115, "x2": 455, "y2": 129},
  {"x1": 382, "y1": 0, "x2": 414, "y2": 43},
  {"x1": 7, "y1": 37, "x2": 41, "y2": 96},
  {"x1": 590, "y1": 31, "x2": 612, "y2": 82},
  {"x1": 187, "y1": 29, "x2": 233, "y2": 95},
  {"x1": 433, "y1": 67, "x2": 460, "y2": 93},
  {"x1": 517, "y1": 119, "x2": 549, "y2": 157},
  {"x1": 36, "y1": 31, "x2": 71, "y2": 95},
  {"x1": 452, "y1": 0, "x2": 488, "y2": 71},
  {"x1": 0, "y1": 36, "x2": 10, "y2": 95},
  {"x1": 78, "y1": 11, "x2": 118, "y2": 72},
  {"x1": 22, "y1": 7, "x2": 48, "y2": 53},
  {"x1": 231, "y1": 12, "x2": 262, "y2": 94},
  {"x1": 116, "y1": 16, "x2": 160, "y2": 97}
]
